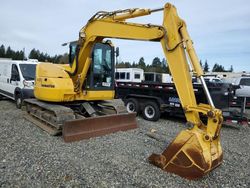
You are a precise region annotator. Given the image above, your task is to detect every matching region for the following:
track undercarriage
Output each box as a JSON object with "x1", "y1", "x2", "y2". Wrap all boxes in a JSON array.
[{"x1": 24, "y1": 99, "x2": 137, "y2": 142}]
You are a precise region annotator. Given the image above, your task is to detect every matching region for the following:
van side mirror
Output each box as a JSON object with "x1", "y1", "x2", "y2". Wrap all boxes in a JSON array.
[{"x1": 116, "y1": 47, "x2": 119, "y2": 57}]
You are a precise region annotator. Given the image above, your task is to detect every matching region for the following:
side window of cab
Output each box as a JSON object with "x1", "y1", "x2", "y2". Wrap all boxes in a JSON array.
[{"x1": 11, "y1": 64, "x2": 20, "y2": 81}]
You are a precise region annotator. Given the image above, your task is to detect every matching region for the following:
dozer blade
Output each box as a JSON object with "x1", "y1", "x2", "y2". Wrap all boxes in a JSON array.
[
  {"x1": 148, "y1": 129, "x2": 223, "y2": 180},
  {"x1": 63, "y1": 113, "x2": 137, "y2": 142}
]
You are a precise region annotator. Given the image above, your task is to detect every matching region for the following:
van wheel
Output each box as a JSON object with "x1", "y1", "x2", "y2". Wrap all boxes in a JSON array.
[
  {"x1": 125, "y1": 98, "x2": 139, "y2": 114},
  {"x1": 16, "y1": 94, "x2": 22, "y2": 109},
  {"x1": 142, "y1": 101, "x2": 160, "y2": 121}
]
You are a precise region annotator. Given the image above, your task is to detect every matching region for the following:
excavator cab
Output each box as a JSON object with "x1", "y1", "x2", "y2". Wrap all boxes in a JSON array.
[{"x1": 68, "y1": 41, "x2": 114, "y2": 91}]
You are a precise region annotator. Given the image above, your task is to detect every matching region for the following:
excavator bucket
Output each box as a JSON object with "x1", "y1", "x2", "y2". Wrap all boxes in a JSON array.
[
  {"x1": 63, "y1": 113, "x2": 137, "y2": 142},
  {"x1": 148, "y1": 129, "x2": 223, "y2": 180}
]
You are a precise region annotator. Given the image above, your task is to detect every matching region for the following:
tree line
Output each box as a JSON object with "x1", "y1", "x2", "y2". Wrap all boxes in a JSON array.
[
  {"x1": 0, "y1": 44, "x2": 64, "y2": 63},
  {"x1": 200, "y1": 60, "x2": 233, "y2": 72},
  {"x1": 0, "y1": 44, "x2": 233, "y2": 72},
  {"x1": 0, "y1": 45, "x2": 25, "y2": 60},
  {"x1": 116, "y1": 57, "x2": 170, "y2": 73},
  {"x1": 117, "y1": 57, "x2": 233, "y2": 73}
]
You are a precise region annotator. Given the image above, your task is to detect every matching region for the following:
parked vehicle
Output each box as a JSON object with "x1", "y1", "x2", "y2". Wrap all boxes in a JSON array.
[
  {"x1": 115, "y1": 80, "x2": 249, "y2": 124},
  {"x1": 223, "y1": 77, "x2": 250, "y2": 108},
  {"x1": 115, "y1": 68, "x2": 173, "y2": 84},
  {"x1": 204, "y1": 77, "x2": 222, "y2": 83},
  {"x1": 0, "y1": 58, "x2": 38, "y2": 108},
  {"x1": 115, "y1": 68, "x2": 144, "y2": 83},
  {"x1": 232, "y1": 77, "x2": 250, "y2": 97},
  {"x1": 192, "y1": 76, "x2": 222, "y2": 84}
]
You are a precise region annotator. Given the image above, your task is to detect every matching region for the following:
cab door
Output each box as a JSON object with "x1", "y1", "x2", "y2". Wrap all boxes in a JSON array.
[
  {"x1": 8, "y1": 64, "x2": 21, "y2": 97},
  {"x1": 89, "y1": 43, "x2": 114, "y2": 91},
  {"x1": 81, "y1": 43, "x2": 115, "y2": 100}
]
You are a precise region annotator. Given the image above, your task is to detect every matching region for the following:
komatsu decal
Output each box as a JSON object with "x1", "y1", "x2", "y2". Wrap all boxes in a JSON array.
[{"x1": 41, "y1": 84, "x2": 55, "y2": 88}]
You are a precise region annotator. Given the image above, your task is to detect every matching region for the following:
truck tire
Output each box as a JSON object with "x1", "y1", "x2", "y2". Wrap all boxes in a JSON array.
[
  {"x1": 15, "y1": 94, "x2": 22, "y2": 109},
  {"x1": 125, "y1": 98, "x2": 139, "y2": 114},
  {"x1": 142, "y1": 101, "x2": 160, "y2": 121}
]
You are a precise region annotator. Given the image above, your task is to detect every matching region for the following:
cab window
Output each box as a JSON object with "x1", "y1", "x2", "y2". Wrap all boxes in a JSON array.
[
  {"x1": 92, "y1": 43, "x2": 114, "y2": 89},
  {"x1": 69, "y1": 42, "x2": 77, "y2": 66},
  {"x1": 11, "y1": 64, "x2": 20, "y2": 81}
]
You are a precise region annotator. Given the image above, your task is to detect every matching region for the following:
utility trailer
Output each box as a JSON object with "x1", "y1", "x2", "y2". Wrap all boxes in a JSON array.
[{"x1": 115, "y1": 81, "x2": 249, "y2": 125}]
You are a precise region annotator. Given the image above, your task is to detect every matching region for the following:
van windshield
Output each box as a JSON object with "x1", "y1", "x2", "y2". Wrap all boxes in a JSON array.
[{"x1": 19, "y1": 64, "x2": 37, "y2": 80}]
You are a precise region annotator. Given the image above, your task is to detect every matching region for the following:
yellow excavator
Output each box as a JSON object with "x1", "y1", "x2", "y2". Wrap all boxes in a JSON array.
[{"x1": 25, "y1": 3, "x2": 223, "y2": 180}]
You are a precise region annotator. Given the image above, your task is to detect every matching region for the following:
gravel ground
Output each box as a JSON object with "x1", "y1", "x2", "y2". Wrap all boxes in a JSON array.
[{"x1": 0, "y1": 99, "x2": 249, "y2": 187}]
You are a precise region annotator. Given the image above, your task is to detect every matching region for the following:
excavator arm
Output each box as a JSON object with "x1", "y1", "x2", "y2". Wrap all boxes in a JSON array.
[{"x1": 37, "y1": 3, "x2": 223, "y2": 179}]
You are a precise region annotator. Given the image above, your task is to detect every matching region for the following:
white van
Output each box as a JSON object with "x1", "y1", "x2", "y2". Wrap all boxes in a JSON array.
[{"x1": 0, "y1": 58, "x2": 38, "y2": 108}]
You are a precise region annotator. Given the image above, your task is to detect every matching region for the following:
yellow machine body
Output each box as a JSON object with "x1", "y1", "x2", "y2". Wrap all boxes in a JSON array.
[
  {"x1": 35, "y1": 63, "x2": 115, "y2": 102},
  {"x1": 33, "y1": 3, "x2": 223, "y2": 179}
]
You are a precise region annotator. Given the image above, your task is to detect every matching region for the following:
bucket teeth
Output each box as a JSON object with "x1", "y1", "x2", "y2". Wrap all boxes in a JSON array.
[{"x1": 148, "y1": 129, "x2": 223, "y2": 180}]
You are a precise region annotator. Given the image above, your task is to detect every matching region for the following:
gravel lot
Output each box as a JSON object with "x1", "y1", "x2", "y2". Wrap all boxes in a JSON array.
[{"x1": 0, "y1": 99, "x2": 249, "y2": 187}]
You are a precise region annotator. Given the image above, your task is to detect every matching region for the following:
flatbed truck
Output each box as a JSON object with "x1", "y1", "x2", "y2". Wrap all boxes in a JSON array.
[{"x1": 115, "y1": 81, "x2": 249, "y2": 125}]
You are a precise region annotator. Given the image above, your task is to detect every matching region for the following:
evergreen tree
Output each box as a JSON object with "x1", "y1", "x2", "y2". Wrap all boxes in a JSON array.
[
  {"x1": 229, "y1": 65, "x2": 233, "y2": 72},
  {"x1": 212, "y1": 63, "x2": 225, "y2": 72},
  {"x1": 203, "y1": 60, "x2": 209, "y2": 72},
  {"x1": 124, "y1": 62, "x2": 131, "y2": 68},
  {"x1": 131, "y1": 61, "x2": 136, "y2": 68},
  {"x1": 5, "y1": 46, "x2": 13, "y2": 58},
  {"x1": 58, "y1": 53, "x2": 69, "y2": 64},
  {"x1": 161, "y1": 58, "x2": 170, "y2": 73},
  {"x1": 152, "y1": 57, "x2": 161, "y2": 67},
  {"x1": 116, "y1": 61, "x2": 126, "y2": 68},
  {"x1": 138, "y1": 57, "x2": 146, "y2": 69},
  {"x1": 11, "y1": 50, "x2": 24, "y2": 60},
  {"x1": 199, "y1": 60, "x2": 203, "y2": 68},
  {"x1": 0, "y1": 45, "x2": 5, "y2": 57},
  {"x1": 29, "y1": 48, "x2": 41, "y2": 60},
  {"x1": 161, "y1": 58, "x2": 166, "y2": 68}
]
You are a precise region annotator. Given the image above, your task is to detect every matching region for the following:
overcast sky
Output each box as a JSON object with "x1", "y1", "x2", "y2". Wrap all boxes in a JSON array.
[{"x1": 0, "y1": 0, "x2": 249, "y2": 71}]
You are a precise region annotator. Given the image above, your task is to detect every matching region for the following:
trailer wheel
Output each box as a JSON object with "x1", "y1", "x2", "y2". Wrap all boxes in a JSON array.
[
  {"x1": 15, "y1": 94, "x2": 22, "y2": 109},
  {"x1": 125, "y1": 98, "x2": 139, "y2": 114},
  {"x1": 142, "y1": 101, "x2": 160, "y2": 121}
]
